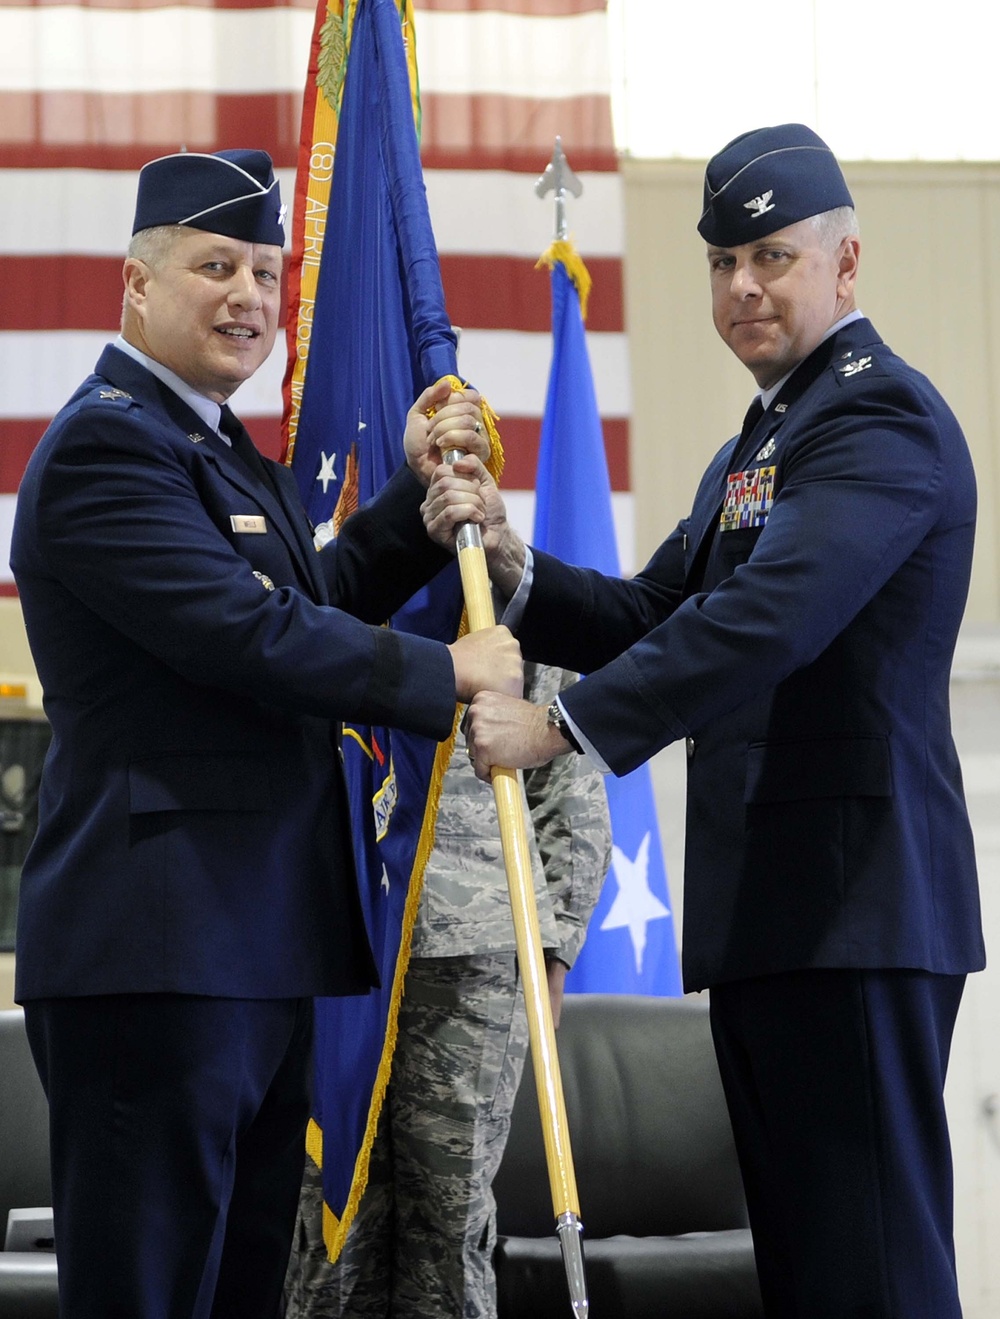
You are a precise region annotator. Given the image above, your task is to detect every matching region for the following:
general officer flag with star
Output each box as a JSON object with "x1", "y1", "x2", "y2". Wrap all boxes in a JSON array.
[{"x1": 533, "y1": 242, "x2": 683, "y2": 996}]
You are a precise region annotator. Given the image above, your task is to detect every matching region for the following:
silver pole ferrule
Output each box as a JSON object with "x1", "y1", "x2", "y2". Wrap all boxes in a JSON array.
[{"x1": 556, "y1": 1212, "x2": 588, "y2": 1317}]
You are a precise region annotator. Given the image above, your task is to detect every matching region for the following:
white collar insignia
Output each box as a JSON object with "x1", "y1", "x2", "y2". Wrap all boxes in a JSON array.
[
  {"x1": 840, "y1": 356, "x2": 872, "y2": 377},
  {"x1": 754, "y1": 437, "x2": 776, "y2": 462}
]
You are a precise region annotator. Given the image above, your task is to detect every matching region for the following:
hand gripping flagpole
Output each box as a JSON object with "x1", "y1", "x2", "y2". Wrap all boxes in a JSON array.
[
  {"x1": 440, "y1": 468, "x2": 587, "y2": 1313},
  {"x1": 437, "y1": 138, "x2": 591, "y2": 1318}
]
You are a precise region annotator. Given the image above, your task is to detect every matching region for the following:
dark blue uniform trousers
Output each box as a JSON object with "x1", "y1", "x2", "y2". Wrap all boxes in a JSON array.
[
  {"x1": 25, "y1": 994, "x2": 314, "y2": 1319},
  {"x1": 710, "y1": 968, "x2": 965, "y2": 1318}
]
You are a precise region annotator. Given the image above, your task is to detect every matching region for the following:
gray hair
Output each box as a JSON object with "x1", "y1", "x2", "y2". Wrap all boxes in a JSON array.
[
  {"x1": 121, "y1": 226, "x2": 187, "y2": 325},
  {"x1": 810, "y1": 206, "x2": 860, "y2": 250},
  {"x1": 126, "y1": 224, "x2": 186, "y2": 269}
]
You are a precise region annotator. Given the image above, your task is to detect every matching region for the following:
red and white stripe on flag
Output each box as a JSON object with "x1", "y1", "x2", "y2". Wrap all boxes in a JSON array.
[
  {"x1": 414, "y1": 0, "x2": 631, "y2": 566},
  {"x1": 0, "y1": 0, "x2": 630, "y2": 594}
]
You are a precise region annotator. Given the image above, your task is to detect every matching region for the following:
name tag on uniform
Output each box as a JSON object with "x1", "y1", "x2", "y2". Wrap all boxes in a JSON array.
[
  {"x1": 720, "y1": 466, "x2": 776, "y2": 532},
  {"x1": 230, "y1": 515, "x2": 267, "y2": 534}
]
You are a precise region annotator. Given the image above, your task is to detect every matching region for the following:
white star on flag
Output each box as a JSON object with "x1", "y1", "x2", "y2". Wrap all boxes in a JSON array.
[
  {"x1": 316, "y1": 451, "x2": 337, "y2": 493},
  {"x1": 600, "y1": 833, "x2": 672, "y2": 974}
]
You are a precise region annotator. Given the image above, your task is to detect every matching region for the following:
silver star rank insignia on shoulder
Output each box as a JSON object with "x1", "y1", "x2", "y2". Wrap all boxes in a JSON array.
[
  {"x1": 98, "y1": 388, "x2": 132, "y2": 401},
  {"x1": 755, "y1": 437, "x2": 776, "y2": 462},
  {"x1": 188, "y1": 433, "x2": 205, "y2": 444}
]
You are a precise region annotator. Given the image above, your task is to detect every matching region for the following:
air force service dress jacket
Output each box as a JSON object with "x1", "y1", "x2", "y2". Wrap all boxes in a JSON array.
[
  {"x1": 11, "y1": 345, "x2": 457, "y2": 1004},
  {"x1": 517, "y1": 317, "x2": 984, "y2": 992}
]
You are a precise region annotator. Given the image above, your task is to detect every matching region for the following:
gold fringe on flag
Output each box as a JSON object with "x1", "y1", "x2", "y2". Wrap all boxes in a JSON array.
[
  {"x1": 536, "y1": 239, "x2": 592, "y2": 322},
  {"x1": 438, "y1": 372, "x2": 505, "y2": 485},
  {"x1": 308, "y1": 371, "x2": 505, "y2": 1264},
  {"x1": 283, "y1": 0, "x2": 420, "y2": 467},
  {"x1": 309, "y1": 700, "x2": 464, "y2": 1263}
]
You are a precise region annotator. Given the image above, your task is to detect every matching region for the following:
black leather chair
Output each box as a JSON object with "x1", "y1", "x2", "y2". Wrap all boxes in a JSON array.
[
  {"x1": 493, "y1": 994, "x2": 763, "y2": 1318},
  {"x1": 0, "y1": 1008, "x2": 58, "y2": 1318}
]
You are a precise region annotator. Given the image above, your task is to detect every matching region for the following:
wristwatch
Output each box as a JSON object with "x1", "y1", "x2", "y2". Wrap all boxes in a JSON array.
[{"x1": 546, "y1": 700, "x2": 583, "y2": 754}]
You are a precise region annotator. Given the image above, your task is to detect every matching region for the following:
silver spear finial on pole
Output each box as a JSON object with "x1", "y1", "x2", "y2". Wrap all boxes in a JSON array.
[
  {"x1": 535, "y1": 136, "x2": 583, "y2": 240},
  {"x1": 530, "y1": 141, "x2": 590, "y2": 1319}
]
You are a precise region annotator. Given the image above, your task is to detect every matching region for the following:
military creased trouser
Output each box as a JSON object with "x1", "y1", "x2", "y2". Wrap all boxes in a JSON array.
[{"x1": 284, "y1": 953, "x2": 530, "y2": 1319}]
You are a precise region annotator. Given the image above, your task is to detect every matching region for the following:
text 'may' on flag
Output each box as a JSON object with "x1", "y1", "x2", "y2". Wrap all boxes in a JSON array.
[{"x1": 532, "y1": 241, "x2": 682, "y2": 997}]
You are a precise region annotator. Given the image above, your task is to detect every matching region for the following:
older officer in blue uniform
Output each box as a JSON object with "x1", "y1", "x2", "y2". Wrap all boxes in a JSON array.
[
  {"x1": 425, "y1": 125, "x2": 984, "y2": 1317},
  {"x1": 10, "y1": 149, "x2": 519, "y2": 1319}
]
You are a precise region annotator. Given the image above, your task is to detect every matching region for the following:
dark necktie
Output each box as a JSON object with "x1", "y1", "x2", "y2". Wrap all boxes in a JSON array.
[
  {"x1": 218, "y1": 404, "x2": 273, "y2": 489},
  {"x1": 729, "y1": 395, "x2": 767, "y2": 475},
  {"x1": 680, "y1": 396, "x2": 765, "y2": 600},
  {"x1": 739, "y1": 395, "x2": 765, "y2": 443}
]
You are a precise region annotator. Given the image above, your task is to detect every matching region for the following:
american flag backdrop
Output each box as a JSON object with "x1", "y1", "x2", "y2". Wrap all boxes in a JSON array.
[{"x1": 0, "y1": 0, "x2": 631, "y2": 596}]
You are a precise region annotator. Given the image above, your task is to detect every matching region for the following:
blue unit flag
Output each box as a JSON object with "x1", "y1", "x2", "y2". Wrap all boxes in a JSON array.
[
  {"x1": 285, "y1": 0, "x2": 469, "y2": 1260},
  {"x1": 532, "y1": 246, "x2": 683, "y2": 996}
]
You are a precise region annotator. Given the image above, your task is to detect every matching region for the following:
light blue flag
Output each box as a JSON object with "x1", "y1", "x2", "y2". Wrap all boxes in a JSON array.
[{"x1": 532, "y1": 250, "x2": 683, "y2": 996}]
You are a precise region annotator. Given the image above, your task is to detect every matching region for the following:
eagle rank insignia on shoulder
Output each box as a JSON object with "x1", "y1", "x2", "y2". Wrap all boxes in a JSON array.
[{"x1": 840, "y1": 356, "x2": 872, "y2": 377}]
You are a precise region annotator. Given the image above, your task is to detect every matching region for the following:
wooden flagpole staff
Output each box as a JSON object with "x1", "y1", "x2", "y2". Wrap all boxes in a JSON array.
[{"x1": 440, "y1": 453, "x2": 588, "y2": 1318}]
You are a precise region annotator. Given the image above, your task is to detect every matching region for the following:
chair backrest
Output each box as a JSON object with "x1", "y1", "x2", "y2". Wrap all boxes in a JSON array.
[
  {"x1": 0, "y1": 1009, "x2": 51, "y2": 1222},
  {"x1": 494, "y1": 994, "x2": 748, "y2": 1239}
]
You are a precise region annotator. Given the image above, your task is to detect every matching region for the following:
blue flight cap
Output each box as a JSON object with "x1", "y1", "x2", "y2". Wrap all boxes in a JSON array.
[
  {"x1": 697, "y1": 124, "x2": 854, "y2": 247},
  {"x1": 132, "y1": 149, "x2": 286, "y2": 247}
]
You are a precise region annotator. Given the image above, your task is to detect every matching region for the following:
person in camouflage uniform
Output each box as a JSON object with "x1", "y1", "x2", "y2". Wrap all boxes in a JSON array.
[{"x1": 284, "y1": 661, "x2": 611, "y2": 1319}]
